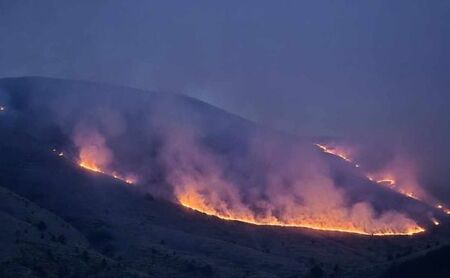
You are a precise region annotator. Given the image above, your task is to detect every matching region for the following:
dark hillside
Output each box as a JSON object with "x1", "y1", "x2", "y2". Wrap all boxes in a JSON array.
[{"x1": 0, "y1": 77, "x2": 449, "y2": 278}]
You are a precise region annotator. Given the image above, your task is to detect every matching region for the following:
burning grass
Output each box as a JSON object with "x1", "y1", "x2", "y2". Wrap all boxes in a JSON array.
[
  {"x1": 178, "y1": 196, "x2": 425, "y2": 236},
  {"x1": 69, "y1": 129, "x2": 430, "y2": 237},
  {"x1": 315, "y1": 142, "x2": 450, "y2": 215},
  {"x1": 78, "y1": 160, "x2": 136, "y2": 184}
]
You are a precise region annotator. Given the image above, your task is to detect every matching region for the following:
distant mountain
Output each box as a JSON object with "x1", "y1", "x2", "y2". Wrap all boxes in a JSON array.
[{"x1": 0, "y1": 77, "x2": 448, "y2": 278}]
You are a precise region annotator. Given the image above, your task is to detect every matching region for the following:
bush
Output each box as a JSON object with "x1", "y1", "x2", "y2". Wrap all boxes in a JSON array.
[
  {"x1": 57, "y1": 234, "x2": 66, "y2": 244},
  {"x1": 310, "y1": 265, "x2": 324, "y2": 278},
  {"x1": 36, "y1": 221, "x2": 47, "y2": 231}
]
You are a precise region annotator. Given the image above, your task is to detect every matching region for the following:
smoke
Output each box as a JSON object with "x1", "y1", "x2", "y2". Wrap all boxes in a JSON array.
[
  {"x1": 0, "y1": 77, "x2": 430, "y2": 235},
  {"x1": 367, "y1": 156, "x2": 429, "y2": 201},
  {"x1": 154, "y1": 125, "x2": 422, "y2": 234},
  {"x1": 74, "y1": 125, "x2": 113, "y2": 171},
  {"x1": 1, "y1": 1, "x2": 449, "y2": 204}
]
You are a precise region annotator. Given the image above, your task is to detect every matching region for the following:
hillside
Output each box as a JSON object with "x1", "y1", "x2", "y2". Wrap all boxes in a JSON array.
[
  {"x1": 0, "y1": 185, "x2": 151, "y2": 278},
  {"x1": 0, "y1": 77, "x2": 449, "y2": 278},
  {"x1": 381, "y1": 245, "x2": 450, "y2": 278}
]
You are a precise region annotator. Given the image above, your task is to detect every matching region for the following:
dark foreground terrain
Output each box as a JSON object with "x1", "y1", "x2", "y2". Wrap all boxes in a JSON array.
[{"x1": 0, "y1": 77, "x2": 449, "y2": 277}]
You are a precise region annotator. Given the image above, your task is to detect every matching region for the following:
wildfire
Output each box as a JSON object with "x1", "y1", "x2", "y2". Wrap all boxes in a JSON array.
[
  {"x1": 375, "y1": 179, "x2": 396, "y2": 186},
  {"x1": 177, "y1": 187, "x2": 425, "y2": 236},
  {"x1": 315, "y1": 144, "x2": 353, "y2": 163},
  {"x1": 79, "y1": 161, "x2": 103, "y2": 173},
  {"x1": 315, "y1": 142, "x2": 450, "y2": 218},
  {"x1": 70, "y1": 130, "x2": 429, "y2": 236},
  {"x1": 315, "y1": 143, "x2": 427, "y2": 203},
  {"x1": 367, "y1": 176, "x2": 421, "y2": 201},
  {"x1": 79, "y1": 161, "x2": 135, "y2": 184},
  {"x1": 73, "y1": 128, "x2": 137, "y2": 185}
]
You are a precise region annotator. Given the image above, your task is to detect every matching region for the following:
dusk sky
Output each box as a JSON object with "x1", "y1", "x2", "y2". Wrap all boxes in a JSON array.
[{"x1": 1, "y1": 1, "x2": 450, "y2": 182}]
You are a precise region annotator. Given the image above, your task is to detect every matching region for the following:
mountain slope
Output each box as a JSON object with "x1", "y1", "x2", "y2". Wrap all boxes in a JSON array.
[
  {"x1": 0, "y1": 76, "x2": 449, "y2": 278},
  {"x1": 381, "y1": 245, "x2": 450, "y2": 278}
]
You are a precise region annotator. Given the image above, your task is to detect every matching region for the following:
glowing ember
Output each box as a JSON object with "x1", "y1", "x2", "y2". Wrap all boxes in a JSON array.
[
  {"x1": 431, "y1": 217, "x2": 440, "y2": 226},
  {"x1": 436, "y1": 204, "x2": 450, "y2": 215},
  {"x1": 177, "y1": 187, "x2": 425, "y2": 236},
  {"x1": 112, "y1": 171, "x2": 136, "y2": 184},
  {"x1": 52, "y1": 148, "x2": 65, "y2": 157}
]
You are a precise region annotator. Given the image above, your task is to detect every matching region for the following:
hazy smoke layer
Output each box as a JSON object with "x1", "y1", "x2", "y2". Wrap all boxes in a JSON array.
[
  {"x1": 155, "y1": 125, "x2": 422, "y2": 234},
  {"x1": 1, "y1": 78, "x2": 429, "y2": 235}
]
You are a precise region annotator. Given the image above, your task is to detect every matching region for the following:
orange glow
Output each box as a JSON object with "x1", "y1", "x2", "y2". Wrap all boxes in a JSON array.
[
  {"x1": 79, "y1": 161, "x2": 103, "y2": 173},
  {"x1": 315, "y1": 144, "x2": 353, "y2": 163},
  {"x1": 367, "y1": 175, "x2": 422, "y2": 201},
  {"x1": 72, "y1": 134, "x2": 428, "y2": 236},
  {"x1": 375, "y1": 179, "x2": 396, "y2": 186},
  {"x1": 74, "y1": 129, "x2": 137, "y2": 185},
  {"x1": 315, "y1": 142, "x2": 450, "y2": 220},
  {"x1": 166, "y1": 142, "x2": 427, "y2": 236},
  {"x1": 78, "y1": 157, "x2": 136, "y2": 185},
  {"x1": 79, "y1": 161, "x2": 136, "y2": 184},
  {"x1": 177, "y1": 186, "x2": 425, "y2": 236},
  {"x1": 112, "y1": 171, "x2": 136, "y2": 184}
]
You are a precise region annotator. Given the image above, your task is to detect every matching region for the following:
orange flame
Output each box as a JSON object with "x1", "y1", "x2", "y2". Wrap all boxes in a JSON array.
[
  {"x1": 79, "y1": 161, "x2": 103, "y2": 173},
  {"x1": 315, "y1": 144, "x2": 353, "y2": 163},
  {"x1": 177, "y1": 185, "x2": 425, "y2": 236},
  {"x1": 367, "y1": 173, "x2": 423, "y2": 201},
  {"x1": 375, "y1": 179, "x2": 396, "y2": 186},
  {"x1": 315, "y1": 143, "x2": 427, "y2": 203},
  {"x1": 315, "y1": 143, "x2": 450, "y2": 216},
  {"x1": 74, "y1": 128, "x2": 136, "y2": 185},
  {"x1": 78, "y1": 160, "x2": 136, "y2": 184},
  {"x1": 73, "y1": 133, "x2": 427, "y2": 236}
]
